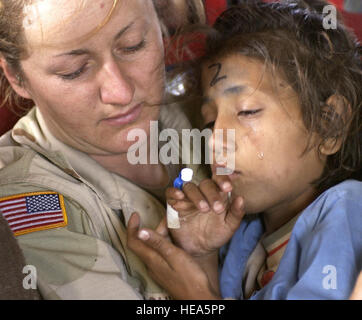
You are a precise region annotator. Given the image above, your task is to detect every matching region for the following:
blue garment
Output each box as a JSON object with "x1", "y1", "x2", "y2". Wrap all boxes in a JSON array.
[{"x1": 219, "y1": 180, "x2": 362, "y2": 300}]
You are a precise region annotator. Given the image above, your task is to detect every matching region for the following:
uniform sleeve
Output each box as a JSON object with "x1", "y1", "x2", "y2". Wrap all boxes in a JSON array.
[
  {"x1": 15, "y1": 197, "x2": 144, "y2": 300},
  {"x1": 252, "y1": 186, "x2": 362, "y2": 300}
]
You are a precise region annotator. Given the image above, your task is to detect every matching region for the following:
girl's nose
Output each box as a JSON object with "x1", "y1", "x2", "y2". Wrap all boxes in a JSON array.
[{"x1": 208, "y1": 122, "x2": 236, "y2": 171}]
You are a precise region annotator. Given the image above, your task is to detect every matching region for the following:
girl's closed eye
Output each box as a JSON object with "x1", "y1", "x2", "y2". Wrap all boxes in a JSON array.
[
  {"x1": 237, "y1": 108, "x2": 262, "y2": 117},
  {"x1": 203, "y1": 121, "x2": 215, "y2": 130}
]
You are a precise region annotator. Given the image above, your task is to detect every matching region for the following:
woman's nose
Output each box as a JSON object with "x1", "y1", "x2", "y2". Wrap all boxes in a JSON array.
[{"x1": 99, "y1": 61, "x2": 135, "y2": 106}]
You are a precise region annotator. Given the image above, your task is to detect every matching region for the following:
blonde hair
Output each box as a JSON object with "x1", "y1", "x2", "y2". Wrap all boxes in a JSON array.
[
  {"x1": 189, "y1": 0, "x2": 206, "y2": 24},
  {"x1": 0, "y1": 0, "x2": 120, "y2": 112},
  {"x1": 0, "y1": 0, "x2": 28, "y2": 111},
  {"x1": 153, "y1": 0, "x2": 206, "y2": 36},
  {"x1": 0, "y1": 0, "x2": 206, "y2": 113}
]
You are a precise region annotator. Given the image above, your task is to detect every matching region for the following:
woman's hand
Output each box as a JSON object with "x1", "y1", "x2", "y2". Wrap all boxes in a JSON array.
[
  {"x1": 166, "y1": 175, "x2": 245, "y2": 256},
  {"x1": 127, "y1": 212, "x2": 221, "y2": 300},
  {"x1": 350, "y1": 272, "x2": 362, "y2": 300}
]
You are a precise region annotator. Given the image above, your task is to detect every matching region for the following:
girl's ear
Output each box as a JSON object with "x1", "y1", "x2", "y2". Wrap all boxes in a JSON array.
[
  {"x1": 319, "y1": 94, "x2": 351, "y2": 156},
  {"x1": 0, "y1": 57, "x2": 32, "y2": 100}
]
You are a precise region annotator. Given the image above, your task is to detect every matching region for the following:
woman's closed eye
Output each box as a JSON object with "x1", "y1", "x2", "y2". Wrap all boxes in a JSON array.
[
  {"x1": 59, "y1": 63, "x2": 89, "y2": 81},
  {"x1": 116, "y1": 39, "x2": 147, "y2": 55},
  {"x1": 58, "y1": 39, "x2": 147, "y2": 81}
]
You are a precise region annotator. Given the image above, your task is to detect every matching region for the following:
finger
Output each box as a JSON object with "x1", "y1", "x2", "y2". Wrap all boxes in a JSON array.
[
  {"x1": 199, "y1": 179, "x2": 225, "y2": 214},
  {"x1": 182, "y1": 182, "x2": 210, "y2": 212},
  {"x1": 137, "y1": 228, "x2": 186, "y2": 267},
  {"x1": 166, "y1": 187, "x2": 185, "y2": 201},
  {"x1": 127, "y1": 212, "x2": 141, "y2": 238},
  {"x1": 350, "y1": 272, "x2": 362, "y2": 300},
  {"x1": 212, "y1": 175, "x2": 233, "y2": 193},
  {"x1": 127, "y1": 212, "x2": 146, "y2": 252},
  {"x1": 127, "y1": 214, "x2": 170, "y2": 269},
  {"x1": 168, "y1": 200, "x2": 196, "y2": 213},
  {"x1": 225, "y1": 196, "x2": 245, "y2": 232},
  {"x1": 126, "y1": 212, "x2": 154, "y2": 263},
  {"x1": 155, "y1": 216, "x2": 168, "y2": 237},
  {"x1": 132, "y1": 236, "x2": 175, "y2": 278}
]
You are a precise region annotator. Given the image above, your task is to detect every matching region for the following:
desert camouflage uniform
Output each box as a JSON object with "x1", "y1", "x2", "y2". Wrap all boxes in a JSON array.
[{"x1": 0, "y1": 104, "x2": 207, "y2": 300}]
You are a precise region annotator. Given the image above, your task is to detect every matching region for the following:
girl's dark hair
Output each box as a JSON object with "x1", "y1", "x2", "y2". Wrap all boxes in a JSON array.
[{"x1": 203, "y1": 0, "x2": 361, "y2": 191}]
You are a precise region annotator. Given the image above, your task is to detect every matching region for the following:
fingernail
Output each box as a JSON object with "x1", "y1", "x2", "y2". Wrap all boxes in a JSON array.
[
  {"x1": 238, "y1": 197, "x2": 244, "y2": 208},
  {"x1": 213, "y1": 201, "x2": 223, "y2": 212},
  {"x1": 175, "y1": 191, "x2": 184, "y2": 199},
  {"x1": 199, "y1": 200, "x2": 209, "y2": 210},
  {"x1": 223, "y1": 182, "x2": 232, "y2": 191},
  {"x1": 138, "y1": 230, "x2": 150, "y2": 241}
]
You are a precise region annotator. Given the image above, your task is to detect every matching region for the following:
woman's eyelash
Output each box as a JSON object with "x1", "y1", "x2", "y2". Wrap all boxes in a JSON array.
[
  {"x1": 60, "y1": 64, "x2": 87, "y2": 80},
  {"x1": 59, "y1": 40, "x2": 146, "y2": 81},
  {"x1": 122, "y1": 39, "x2": 146, "y2": 53}
]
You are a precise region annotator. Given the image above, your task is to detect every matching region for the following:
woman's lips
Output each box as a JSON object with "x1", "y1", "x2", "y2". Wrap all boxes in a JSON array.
[{"x1": 103, "y1": 104, "x2": 143, "y2": 126}]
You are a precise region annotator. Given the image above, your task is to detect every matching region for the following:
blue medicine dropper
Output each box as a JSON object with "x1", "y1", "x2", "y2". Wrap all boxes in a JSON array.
[
  {"x1": 167, "y1": 168, "x2": 194, "y2": 228},
  {"x1": 173, "y1": 168, "x2": 194, "y2": 190}
]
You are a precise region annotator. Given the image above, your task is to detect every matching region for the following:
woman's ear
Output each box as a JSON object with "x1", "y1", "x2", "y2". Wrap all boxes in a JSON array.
[
  {"x1": 319, "y1": 94, "x2": 351, "y2": 156},
  {"x1": 0, "y1": 57, "x2": 32, "y2": 100}
]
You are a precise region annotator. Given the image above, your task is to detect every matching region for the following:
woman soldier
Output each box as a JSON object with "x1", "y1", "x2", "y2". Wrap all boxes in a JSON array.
[{"x1": 0, "y1": 0, "x2": 206, "y2": 299}]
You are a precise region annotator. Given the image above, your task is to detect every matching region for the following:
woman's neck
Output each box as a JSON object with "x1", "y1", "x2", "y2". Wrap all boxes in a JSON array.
[{"x1": 90, "y1": 152, "x2": 169, "y2": 189}]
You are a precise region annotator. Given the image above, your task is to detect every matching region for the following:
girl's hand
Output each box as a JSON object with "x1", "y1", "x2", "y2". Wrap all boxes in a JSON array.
[
  {"x1": 127, "y1": 212, "x2": 221, "y2": 300},
  {"x1": 166, "y1": 175, "x2": 245, "y2": 256}
]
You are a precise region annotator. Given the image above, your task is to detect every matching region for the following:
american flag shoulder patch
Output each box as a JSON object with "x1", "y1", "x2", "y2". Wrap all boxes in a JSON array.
[{"x1": 0, "y1": 192, "x2": 68, "y2": 236}]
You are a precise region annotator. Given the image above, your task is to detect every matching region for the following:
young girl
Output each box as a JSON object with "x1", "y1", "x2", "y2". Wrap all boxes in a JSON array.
[
  {"x1": 0, "y1": 0, "x2": 207, "y2": 300},
  {"x1": 127, "y1": 0, "x2": 362, "y2": 299}
]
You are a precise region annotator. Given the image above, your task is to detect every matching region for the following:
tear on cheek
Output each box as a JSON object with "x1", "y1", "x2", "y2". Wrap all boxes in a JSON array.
[{"x1": 243, "y1": 127, "x2": 265, "y2": 161}]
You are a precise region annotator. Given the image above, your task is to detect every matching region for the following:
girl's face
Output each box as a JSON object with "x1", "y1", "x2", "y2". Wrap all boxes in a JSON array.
[
  {"x1": 201, "y1": 54, "x2": 326, "y2": 218},
  {"x1": 18, "y1": 0, "x2": 165, "y2": 155}
]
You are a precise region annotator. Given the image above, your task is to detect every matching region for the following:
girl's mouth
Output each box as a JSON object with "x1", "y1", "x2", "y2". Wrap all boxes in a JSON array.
[{"x1": 212, "y1": 164, "x2": 242, "y2": 178}]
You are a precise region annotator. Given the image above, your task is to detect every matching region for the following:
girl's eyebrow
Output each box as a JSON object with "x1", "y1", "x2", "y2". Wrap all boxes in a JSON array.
[
  {"x1": 223, "y1": 85, "x2": 246, "y2": 96},
  {"x1": 203, "y1": 85, "x2": 246, "y2": 103}
]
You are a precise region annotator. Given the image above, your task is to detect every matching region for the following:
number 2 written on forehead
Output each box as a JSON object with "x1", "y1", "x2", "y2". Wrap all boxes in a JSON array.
[{"x1": 208, "y1": 63, "x2": 227, "y2": 87}]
